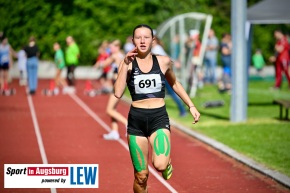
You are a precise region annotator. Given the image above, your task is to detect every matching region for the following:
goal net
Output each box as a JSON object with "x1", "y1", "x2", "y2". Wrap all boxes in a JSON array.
[{"x1": 156, "y1": 12, "x2": 213, "y2": 97}]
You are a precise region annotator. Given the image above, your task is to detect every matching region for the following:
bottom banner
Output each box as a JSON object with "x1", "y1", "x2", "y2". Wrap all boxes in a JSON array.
[{"x1": 4, "y1": 164, "x2": 99, "y2": 188}]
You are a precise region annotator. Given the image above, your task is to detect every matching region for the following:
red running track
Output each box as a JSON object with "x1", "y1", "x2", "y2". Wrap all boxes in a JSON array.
[{"x1": 1, "y1": 79, "x2": 289, "y2": 193}]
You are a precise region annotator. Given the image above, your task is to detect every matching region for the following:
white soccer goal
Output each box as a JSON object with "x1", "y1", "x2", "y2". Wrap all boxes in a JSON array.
[{"x1": 156, "y1": 12, "x2": 213, "y2": 97}]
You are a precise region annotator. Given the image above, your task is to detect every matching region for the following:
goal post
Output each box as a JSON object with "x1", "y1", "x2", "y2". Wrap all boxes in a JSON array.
[{"x1": 156, "y1": 12, "x2": 213, "y2": 97}]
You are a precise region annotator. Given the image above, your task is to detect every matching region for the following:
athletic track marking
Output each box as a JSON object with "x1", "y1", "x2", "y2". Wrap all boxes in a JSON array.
[
  {"x1": 69, "y1": 93, "x2": 178, "y2": 193},
  {"x1": 27, "y1": 94, "x2": 57, "y2": 193}
]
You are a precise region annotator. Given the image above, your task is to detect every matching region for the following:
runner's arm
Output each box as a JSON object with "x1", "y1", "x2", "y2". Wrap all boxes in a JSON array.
[
  {"x1": 114, "y1": 60, "x2": 129, "y2": 99},
  {"x1": 165, "y1": 59, "x2": 200, "y2": 123},
  {"x1": 114, "y1": 47, "x2": 137, "y2": 98}
]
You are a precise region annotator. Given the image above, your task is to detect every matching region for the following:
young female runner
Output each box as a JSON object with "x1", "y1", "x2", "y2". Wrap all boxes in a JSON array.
[{"x1": 114, "y1": 24, "x2": 200, "y2": 193}]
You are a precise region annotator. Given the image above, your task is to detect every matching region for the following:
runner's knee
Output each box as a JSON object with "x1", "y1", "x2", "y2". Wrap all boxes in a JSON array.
[
  {"x1": 153, "y1": 160, "x2": 168, "y2": 171},
  {"x1": 134, "y1": 170, "x2": 149, "y2": 186}
]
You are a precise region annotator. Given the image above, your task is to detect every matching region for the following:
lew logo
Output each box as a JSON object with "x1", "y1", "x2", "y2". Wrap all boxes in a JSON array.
[{"x1": 70, "y1": 166, "x2": 98, "y2": 185}]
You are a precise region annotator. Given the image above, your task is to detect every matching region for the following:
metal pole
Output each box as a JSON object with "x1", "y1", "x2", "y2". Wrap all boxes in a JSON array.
[
  {"x1": 198, "y1": 15, "x2": 212, "y2": 66},
  {"x1": 230, "y1": 0, "x2": 248, "y2": 122},
  {"x1": 179, "y1": 17, "x2": 186, "y2": 87}
]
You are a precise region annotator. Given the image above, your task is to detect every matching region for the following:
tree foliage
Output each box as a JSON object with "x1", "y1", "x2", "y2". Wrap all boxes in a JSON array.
[{"x1": 0, "y1": 0, "x2": 289, "y2": 65}]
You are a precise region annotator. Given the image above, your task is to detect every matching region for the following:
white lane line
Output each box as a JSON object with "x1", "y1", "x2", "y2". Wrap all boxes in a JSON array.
[
  {"x1": 27, "y1": 95, "x2": 57, "y2": 193},
  {"x1": 69, "y1": 94, "x2": 178, "y2": 193},
  {"x1": 27, "y1": 95, "x2": 48, "y2": 164}
]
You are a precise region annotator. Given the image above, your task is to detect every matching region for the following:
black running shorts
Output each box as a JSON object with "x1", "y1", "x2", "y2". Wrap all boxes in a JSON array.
[
  {"x1": 127, "y1": 105, "x2": 170, "y2": 137},
  {"x1": 0, "y1": 62, "x2": 9, "y2": 70}
]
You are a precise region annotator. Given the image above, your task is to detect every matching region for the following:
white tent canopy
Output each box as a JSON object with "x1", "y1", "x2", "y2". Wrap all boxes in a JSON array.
[{"x1": 247, "y1": 0, "x2": 290, "y2": 24}]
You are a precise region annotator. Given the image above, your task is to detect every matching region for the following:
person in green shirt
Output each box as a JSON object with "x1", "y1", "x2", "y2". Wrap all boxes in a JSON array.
[
  {"x1": 53, "y1": 42, "x2": 67, "y2": 94},
  {"x1": 252, "y1": 49, "x2": 265, "y2": 76},
  {"x1": 65, "y1": 36, "x2": 80, "y2": 90}
]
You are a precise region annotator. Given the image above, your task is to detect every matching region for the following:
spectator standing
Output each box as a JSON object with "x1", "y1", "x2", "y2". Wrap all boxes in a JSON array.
[
  {"x1": 171, "y1": 35, "x2": 181, "y2": 62},
  {"x1": 17, "y1": 46, "x2": 27, "y2": 86},
  {"x1": 53, "y1": 42, "x2": 67, "y2": 94},
  {"x1": 218, "y1": 33, "x2": 232, "y2": 92},
  {"x1": 93, "y1": 40, "x2": 112, "y2": 93},
  {"x1": 187, "y1": 30, "x2": 203, "y2": 96},
  {"x1": 65, "y1": 36, "x2": 80, "y2": 92},
  {"x1": 220, "y1": 33, "x2": 232, "y2": 74},
  {"x1": 204, "y1": 29, "x2": 219, "y2": 84},
  {"x1": 272, "y1": 30, "x2": 290, "y2": 89},
  {"x1": 170, "y1": 35, "x2": 181, "y2": 69},
  {"x1": 0, "y1": 37, "x2": 15, "y2": 94},
  {"x1": 252, "y1": 49, "x2": 265, "y2": 76},
  {"x1": 286, "y1": 33, "x2": 290, "y2": 76},
  {"x1": 24, "y1": 36, "x2": 39, "y2": 95}
]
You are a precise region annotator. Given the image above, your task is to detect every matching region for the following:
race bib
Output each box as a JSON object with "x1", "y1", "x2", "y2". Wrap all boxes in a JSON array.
[{"x1": 134, "y1": 74, "x2": 162, "y2": 94}]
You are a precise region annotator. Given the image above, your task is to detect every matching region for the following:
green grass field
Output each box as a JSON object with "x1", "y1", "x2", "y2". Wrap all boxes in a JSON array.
[{"x1": 165, "y1": 80, "x2": 290, "y2": 177}]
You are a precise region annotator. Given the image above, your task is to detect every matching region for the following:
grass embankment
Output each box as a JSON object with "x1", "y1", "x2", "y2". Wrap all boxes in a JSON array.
[{"x1": 165, "y1": 80, "x2": 290, "y2": 177}]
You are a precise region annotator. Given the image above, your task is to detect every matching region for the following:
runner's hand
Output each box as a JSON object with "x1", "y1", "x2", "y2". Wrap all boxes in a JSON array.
[
  {"x1": 124, "y1": 47, "x2": 137, "y2": 65},
  {"x1": 190, "y1": 106, "x2": 200, "y2": 124}
]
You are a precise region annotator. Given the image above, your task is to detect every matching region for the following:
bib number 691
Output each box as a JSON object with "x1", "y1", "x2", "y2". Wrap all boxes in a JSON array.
[
  {"x1": 139, "y1": 79, "x2": 156, "y2": 88},
  {"x1": 134, "y1": 74, "x2": 161, "y2": 94}
]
